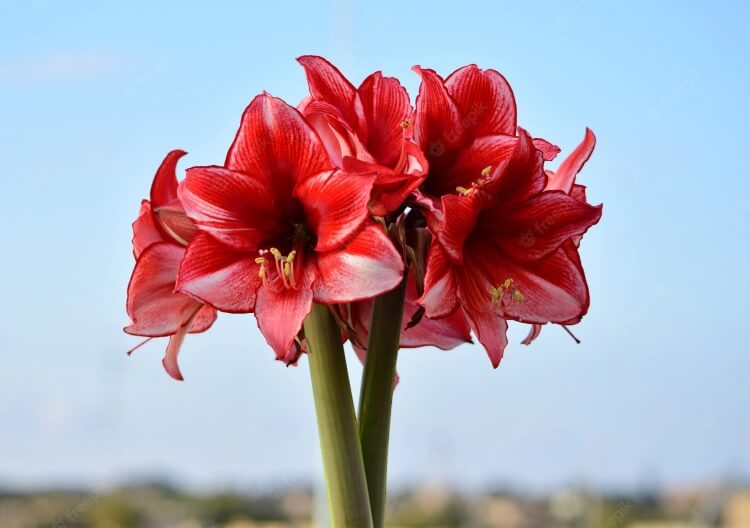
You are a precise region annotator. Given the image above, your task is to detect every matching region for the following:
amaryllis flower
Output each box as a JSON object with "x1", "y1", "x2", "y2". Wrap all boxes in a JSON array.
[
  {"x1": 411, "y1": 64, "x2": 559, "y2": 208},
  {"x1": 521, "y1": 128, "x2": 598, "y2": 345},
  {"x1": 298, "y1": 55, "x2": 427, "y2": 215},
  {"x1": 175, "y1": 93, "x2": 404, "y2": 362},
  {"x1": 125, "y1": 150, "x2": 217, "y2": 381},
  {"x1": 419, "y1": 130, "x2": 602, "y2": 366}
]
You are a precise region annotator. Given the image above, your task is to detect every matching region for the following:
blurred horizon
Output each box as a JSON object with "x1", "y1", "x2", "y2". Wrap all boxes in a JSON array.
[{"x1": 1, "y1": 0, "x2": 749, "y2": 502}]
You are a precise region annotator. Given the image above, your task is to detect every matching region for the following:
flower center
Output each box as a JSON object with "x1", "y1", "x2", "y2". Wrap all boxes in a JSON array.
[
  {"x1": 255, "y1": 223, "x2": 313, "y2": 291},
  {"x1": 490, "y1": 278, "x2": 524, "y2": 307}
]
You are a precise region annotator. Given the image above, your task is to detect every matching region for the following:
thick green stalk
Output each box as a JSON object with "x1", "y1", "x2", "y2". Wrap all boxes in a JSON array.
[
  {"x1": 304, "y1": 303, "x2": 374, "y2": 528},
  {"x1": 358, "y1": 277, "x2": 408, "y2": 528}
]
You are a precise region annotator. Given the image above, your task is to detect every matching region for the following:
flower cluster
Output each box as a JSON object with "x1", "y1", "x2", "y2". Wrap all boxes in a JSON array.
[{"x1": 125, "y1": 56, "x2": 602, "y2": 379}]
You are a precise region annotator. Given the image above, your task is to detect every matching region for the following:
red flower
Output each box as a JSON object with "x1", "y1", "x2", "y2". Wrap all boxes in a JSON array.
[
  {"x1": 521, "y1": 128, "x2": 598, "y2": 345},
  {"x1": 297, "y1": 55, "x2": 427, "y2": 215},
  {"x1": 411, "y1": 64, "x2": 558, "y2": 205},
  {"x1": 419, "y1": 131, "x2": 602, "y2": 366},
  {"x1": 125, "y1": 150, "x2": 217, "y2": 381},
  {"x1": 175, "y1": 93, "x2": 404, "y2": 362}
]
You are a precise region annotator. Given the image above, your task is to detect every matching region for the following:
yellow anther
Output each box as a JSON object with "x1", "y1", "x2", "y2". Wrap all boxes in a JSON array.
[
  {"x1": 490, "y1": 286, "x2": 501, "y2": 305},
  {"x1": 254, "y1": 257, "x2": 265, "y2": 264},
  {"x1": 287, "y1": 250, "x2": 296, "y2": 263},
  {"x1": 400, "y1": 119, "x2": 410, "y2": 129},
  {"x1": 283, "y1": 261, "x2": 292, "y2": 277},
  {"x1": 503, "y1": 278, "x2": 513, "y2": 289},
  {"x1": 513, "y1": 289, "x2": 525, "y2": 303},
  {"x1": 481, "y1": 165, "x2": 493, "y2": 177},
  {"x1": 456, "y1": 186, "x2": 473, "y2": 196},
  {"x1": 269, "y1": 247, "x2": 283, "y2": 260}
]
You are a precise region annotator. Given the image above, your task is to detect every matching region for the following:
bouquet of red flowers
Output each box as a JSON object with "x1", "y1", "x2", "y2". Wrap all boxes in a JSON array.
[{"x1": 124, "y1": 56, "x2": 601, "y2": 527}]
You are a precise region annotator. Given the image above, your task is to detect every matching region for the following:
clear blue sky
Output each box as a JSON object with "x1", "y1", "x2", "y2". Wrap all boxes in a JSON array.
[{"x1": 1, "y1": 0, "x2": 749, "y2": 492}]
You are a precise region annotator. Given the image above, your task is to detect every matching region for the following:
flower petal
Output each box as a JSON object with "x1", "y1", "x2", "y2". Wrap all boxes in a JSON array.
[
  {"x1": 297, "y1": 55, "x2": 365, "y2": 136},
  {"x1": 412, "y1": 66, "x2": 463, "y2": 153},
  {"x1": 546, "y1": 128, "x2": 596, "y2": 193},
  {"x1": 444, "y1": 65, "x2": 517, "y2": 137},
  {"x1": 225, "y1": 93, "x2": 331, "y2": 197},
  {"x1": 521, "y1": 323, "x2": 543, "y2": 345},
  {"x1": 358, "y1": 71, "x2": 412, "y2": 167},
  {"x1": 419, "y1": 242, "x2": 459, "y2": 318},
  {"x1": 179, "y1": 165, "x2": 286, "y2": 251},
  {"x1": 484, "y1": 129, "x2": 547, "y2": 203},
  {"x1": 313, "y1": 222, "x2": 404, "y2": 303},
  {"x1": 176, "y1": 232, "x2": 261, "y2": 313},
  {"x1": 464, "y1": 308, "x2": 508, "y2": 368},
  {"x1": 437, "y1": 191, "x2": 483, "y2": 263},
  {"x1": 255, "y1": 283, "x2": 313, "y2": 362},
  {"x1": 125, "y1": 242, "x2": 204, "y2": 337},
  {"x1": 294, "y1": 169, "x2": 373, "y2": 252},
  {"x1": 132, "y1": 200, "x2": 166, "y2": 259},
  {"x1": 150, "y1": 149, "x2": 186, "y2": 208}
]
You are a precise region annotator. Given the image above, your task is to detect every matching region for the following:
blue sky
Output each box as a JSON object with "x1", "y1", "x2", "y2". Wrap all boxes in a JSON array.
[{"x1": 1, "y1": 0, "x2": 749, "y2": 492}]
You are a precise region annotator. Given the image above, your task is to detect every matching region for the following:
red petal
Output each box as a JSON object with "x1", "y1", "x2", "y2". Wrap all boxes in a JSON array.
[
  {"x1": 546, "y1": 128, "x2": 596, "y2": 193},
  {"x1": 176, "y1": 232, "x2": 261, "y2": 313},
  {"x1": 150, "y1": 149, "x2": 186, "y2": 208},
  {"x1": 189, "y1": 304, "x2": 218, "y2": 333},
  {"x1": 444, "y1": 134, "x2": 517, "y2": 193},
  {"x1": 132, "y1": 200, "x2": 166, "y2": 259},
  {"x1": 297, "y1": 55, "x2": 365, "y2": 136},
  {"x1": 225, "y1": 93, "x2": 331, "y2": 198},
  {"x1": 412, "y1": 66, "x2": 463, "y2": 152},
  {"x1": 484, "y1": 129, "x2": 546, "y2": 203},
  {"x1": 464, "y1": 308, "x2": 508, "y2": 368},
  {"x1": 179, "y1": 165, "x2": 286, "y2": 251},
  {"x1": 480, "y1": 191, "x2": 603, "y2": 262},
  {"x1": 437, "y1": 192, "x2": 483, "y2": 263},
  {"x1": 533, "y1": 138, "x2": 561, "y2": 161},
  {"x1": 419, "y1": 243, "x2": 459, "y2": 318},
  {"x1": 125, "y1": 242, "x2": 204, "y2": 337},
  {"x1": 358, "y1": 71, "x2": 412, "y2": 167},
  {"x1": 294, "y1": 169, "x2": 373, "y2": 252},
  {"x1": 521, "y1": 323, "x2": 543, "y2": 345},
  {"x1": 313, "y1": 222, "x2": 404, "y2": 303},
  {"x1": 475, "y1": 240, "x2": 590, "y2": 324},
  {"x1": 255, "y1": 283, "x2": 313, "y2": 362},
  {"x1": 444, "y1": 65, "x2": 517, "y2": 137}
]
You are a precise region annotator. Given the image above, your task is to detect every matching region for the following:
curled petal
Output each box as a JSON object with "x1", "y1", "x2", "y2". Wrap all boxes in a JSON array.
[
  {"x1": 521, "y1": 323, "x2": 543, "y2": 345},
  {"x1": 176, "y1": 232, "x2": 261, "y2": 313},
  {"x1": 150, "y1": 149, "x2": 186, "y2": 208},
  {"x1": 533, "y1": 138, "x2": 561, "y2": 161},
  {"x1": 132, "y1": 200, "x2": 166, "y2": 258},
  {"x1": 546, "y1": 128, "x2": 596, "y2": 194},
  {"x1": 313, "y1": 222, "x2": 404, "y2": 303},
  {"x1": 125, "y1": 243, "x2": 204, "y2": 337}
]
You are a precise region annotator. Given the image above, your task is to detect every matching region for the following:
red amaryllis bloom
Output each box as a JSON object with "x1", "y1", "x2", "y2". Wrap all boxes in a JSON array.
[
  {"x1": 521, "y1": 128, "x2": 598, "y2": 345},
  {"x1": 411, "y1": 64, "x2": 558, "y2": 207},
  {"x1": 297, "y1": 55, "x2": 427, "y2": 215},
  {"x1": 419, "y1": 130, "x2": 602, "y2": 366},
  {"x1": 175, "y1": 93, "x2": 404, "y2": 363},
  {"x1": 125, "y1": 150, "x2": 217, "y2": 381}
]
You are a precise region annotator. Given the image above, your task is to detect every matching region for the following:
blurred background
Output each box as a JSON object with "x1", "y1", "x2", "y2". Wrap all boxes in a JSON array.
[{"x1": 1, "y1": 1, "x2": 749, "y2": 526}]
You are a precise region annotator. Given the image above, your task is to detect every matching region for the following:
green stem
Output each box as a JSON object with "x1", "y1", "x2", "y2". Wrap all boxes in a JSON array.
[
  {"x1": 358, "y1": 277, "x2": 408, "y2": 528},
  {"x1": 304, "y1": 303, "x2": 374, "y2": 528}
]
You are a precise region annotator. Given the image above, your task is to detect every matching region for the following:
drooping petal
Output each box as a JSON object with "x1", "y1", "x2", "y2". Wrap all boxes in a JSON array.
[
  {"x1": 132, "y1": 200, "x2": 166, "y2": 258},
  {"x1": 546, "y1": 128, "x2": 596, "y2": 193},
  {"x1": 419, "y1": 243, "x2": 459, "y2": 318},
  {"x1": 479, "y1": 191, "x2": 603, "y2": 262},
  {"x1": 313, "y1": 222, "x2": 404, "y2": 303},
  {"x1": 125, "y1": 242, "x2": 204, "y2": 337},
  {"x1": 294, "y1": 169, "x2": 373, "y2": 252},
  {"x1": 179, "y1": 165, "x2": 286, "y2": 252},
  {"x1": 358, "y1": 71, "x2": 412, "y2": 167},
  {"x1": 176, "y1": 232, "x2": 261, "y2": 313},
  {"x1": 297, "y1": 55, "x2": 366, "y2": 136},
  {"x1": 162, "y1": 321, "x2": 191, "y2": 381},
  {"x1": 225, "y1": 93, "x2": 332, "y2": 200},
  {"x1": 255, "y1": 280, "x2": 314, "y2": 362},
  {"x1": 521, "y1": 323, "x2": 543, "y2": 345},
  {"x1": 190, "y1": 304, "x2": 218, "y2": 333},
  {"x1": 464, "y1": 309, "x2": 508, "y2": 368},
  {"x1": 444, "y1": 65, "x2": 517, "y2": 137},
  {"x1": 150, "y1": 149, "x2": 186, "y2": 208}
]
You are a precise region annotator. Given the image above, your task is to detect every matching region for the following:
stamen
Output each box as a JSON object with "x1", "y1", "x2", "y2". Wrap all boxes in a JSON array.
[
  {"x1": 481, "y1": 165, "x2": 493, "y2": 177},
  {"x1": 400, "y1": 119, "x2": 410, "y2": 129},
  {"x1": 513, "y1": 289, "x2": 525, "y2": 302},
  {"x1": 456, "y1": 186, "x2": 473, "y2": 196},
  {"x1": 562, "y1": 325, "x2": 581, "y2": 344}
]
